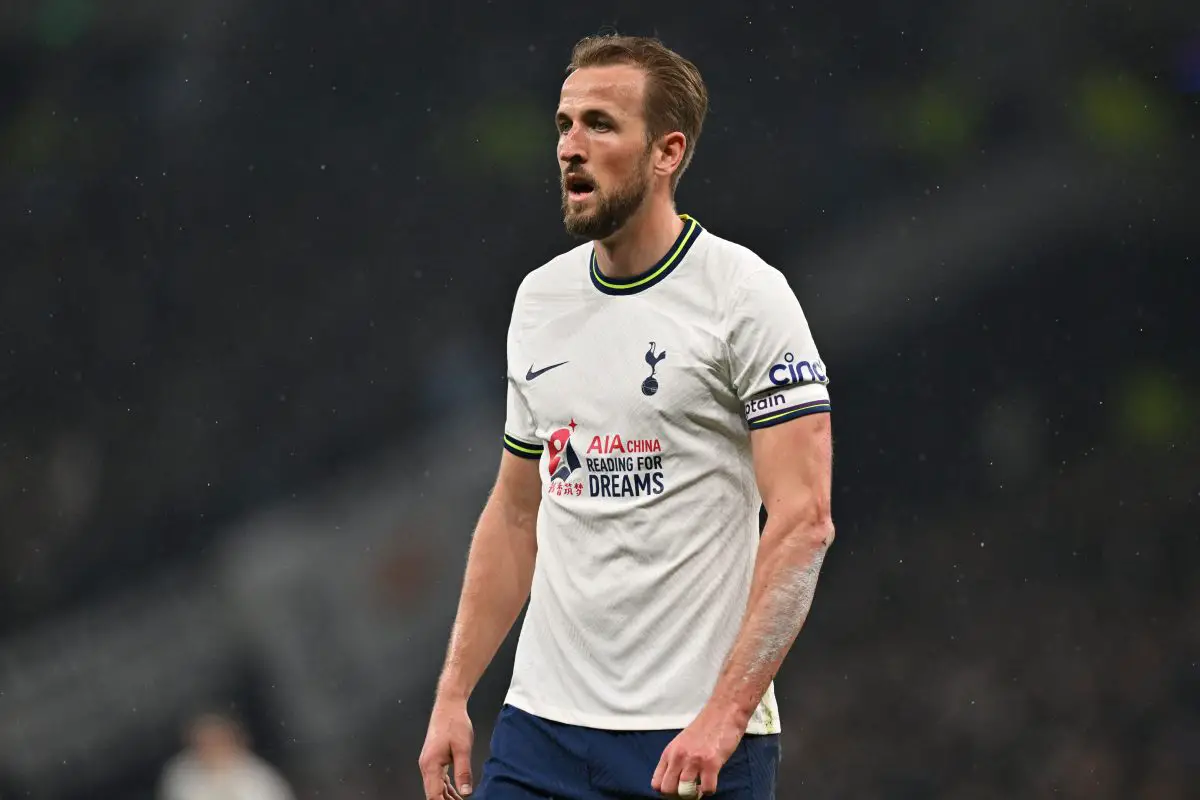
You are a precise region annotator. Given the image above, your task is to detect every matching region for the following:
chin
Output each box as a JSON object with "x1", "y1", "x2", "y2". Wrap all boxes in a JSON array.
[
  {"x1": 562, "y1": 214, "x2": 593, "y2": 238},
  {"x1": 562, "y1": 202, "x2": 595, "y2": 234},
  {"x1": 565, "y1": 215, "x2": 622, "y2": 241}
]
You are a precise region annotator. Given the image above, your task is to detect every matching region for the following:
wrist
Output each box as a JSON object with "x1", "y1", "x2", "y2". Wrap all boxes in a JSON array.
[
  {"x1": 703, "y1": 692, "x2": 754, "y2": 730},
  {"x1": 434, "y1": 679, "x2": 472, "y2": 707}
]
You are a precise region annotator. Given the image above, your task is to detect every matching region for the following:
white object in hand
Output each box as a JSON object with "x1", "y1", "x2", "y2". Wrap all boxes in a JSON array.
[{"x1": 675, "y1": 778, "x2": 700, "y2": 798}]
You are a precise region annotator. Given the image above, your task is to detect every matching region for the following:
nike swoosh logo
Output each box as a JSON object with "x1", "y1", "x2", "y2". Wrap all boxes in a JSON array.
[{"x1": 526, "y1": 361, "x2": 569, "y2": 381}]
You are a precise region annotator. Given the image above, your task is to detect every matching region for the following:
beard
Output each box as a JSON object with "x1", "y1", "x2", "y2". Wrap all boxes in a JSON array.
[{"x1": 561, "y1": 155, "x2": 652, "y2": 241}]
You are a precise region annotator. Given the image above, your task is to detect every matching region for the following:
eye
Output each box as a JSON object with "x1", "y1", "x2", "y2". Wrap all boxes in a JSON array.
[{"x1": 593, "y1": 120, "x2": 612, "y2": 132}]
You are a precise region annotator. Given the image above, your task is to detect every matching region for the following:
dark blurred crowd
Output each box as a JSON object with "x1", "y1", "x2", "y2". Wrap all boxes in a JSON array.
[{"x1": 1, "y1": 1, "x2": 1197, "y2": 798}]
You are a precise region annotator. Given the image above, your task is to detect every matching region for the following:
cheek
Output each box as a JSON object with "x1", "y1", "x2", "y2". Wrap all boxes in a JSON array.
[{"x1": 595, "y1": 148, "x2": 645, "y2": 188}]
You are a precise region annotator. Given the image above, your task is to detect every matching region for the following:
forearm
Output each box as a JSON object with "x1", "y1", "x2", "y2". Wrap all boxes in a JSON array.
[
  {"x1": 435, "y1": 490, "x2": 538, "y2": 703},
  {"x1": 707, "y1": 516, "x2": 833, "y2": 725}
]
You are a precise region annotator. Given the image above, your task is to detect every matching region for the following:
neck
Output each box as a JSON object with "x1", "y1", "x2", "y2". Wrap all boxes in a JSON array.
[{"x1": 593, "y1": 195, "x2": 684, "y2": 279}]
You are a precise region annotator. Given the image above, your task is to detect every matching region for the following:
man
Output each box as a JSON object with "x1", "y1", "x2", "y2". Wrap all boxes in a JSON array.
[
  {"x1": 158, "y1": 713, "x2": 295, "y2": 800},
  {"x1": 419, "y1": 34, "x2": 834, "y2": 800}
]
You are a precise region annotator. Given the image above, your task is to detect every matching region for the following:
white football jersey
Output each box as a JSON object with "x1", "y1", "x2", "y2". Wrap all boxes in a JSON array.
[{"x1": 501, "y1": 215, "x2": 830, "y2": 734}]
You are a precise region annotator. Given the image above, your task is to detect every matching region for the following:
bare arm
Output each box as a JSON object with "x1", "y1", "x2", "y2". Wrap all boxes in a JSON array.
[
  {"x1": 707, "y1": 412, "x2": 834, "y2": 726},
  {"x1": 436, "y1": 450, "x2": 542, "y2": 703}
]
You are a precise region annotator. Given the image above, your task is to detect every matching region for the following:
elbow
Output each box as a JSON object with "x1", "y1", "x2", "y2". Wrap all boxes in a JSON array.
[
  {"x1": 805, "y1": 515, "x2": 835, "y2": 552},
  {"x1": 771, "y1": 505, "x2": 834, "y2": 553}
]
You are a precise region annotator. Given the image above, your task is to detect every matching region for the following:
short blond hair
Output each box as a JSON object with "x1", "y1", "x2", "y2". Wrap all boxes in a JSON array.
[{"x1": 567, "y1": 35, "x2": 709, "y2": 190}]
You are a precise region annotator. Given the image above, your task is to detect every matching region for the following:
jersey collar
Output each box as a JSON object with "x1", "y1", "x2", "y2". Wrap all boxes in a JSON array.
[{"x1": 589, "y1": 214, "x2": 704, "y2": 296}]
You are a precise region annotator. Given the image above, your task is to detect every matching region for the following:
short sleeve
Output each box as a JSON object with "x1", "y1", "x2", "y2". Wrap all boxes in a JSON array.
[
  {"x1": 502, "y1": 294, "x2": 544, "y2": 460},
  {"x1": 727, "y1": 266, "x2": 831, "y2": 430},
  {"x1": 503, "y1": 378, "x2": 543, "y2": 459}
]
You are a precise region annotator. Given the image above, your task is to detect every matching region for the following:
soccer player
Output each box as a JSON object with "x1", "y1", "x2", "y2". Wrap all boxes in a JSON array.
[{"x1": 419, "y1": 34, "x2": 834, "y2": 800}]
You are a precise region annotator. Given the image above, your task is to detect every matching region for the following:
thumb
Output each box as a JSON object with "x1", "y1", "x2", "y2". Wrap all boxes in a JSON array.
[{"x1": 451, "y1": 736, "x2": 474, "y2": 796}]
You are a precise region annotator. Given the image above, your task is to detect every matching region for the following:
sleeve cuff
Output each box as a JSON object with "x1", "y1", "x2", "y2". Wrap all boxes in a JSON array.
[
  {"x1": 746, "y1": 399, "x2": 831, "y2": 430},
  {"x1": 503, "y1": 433, "x2": 543, "y2": 459}
]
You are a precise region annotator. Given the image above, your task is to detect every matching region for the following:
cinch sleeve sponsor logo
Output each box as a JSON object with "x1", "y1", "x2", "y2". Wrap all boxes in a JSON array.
[{"x1": 768, "y1": 352, "x2": 828, "y2": 387}]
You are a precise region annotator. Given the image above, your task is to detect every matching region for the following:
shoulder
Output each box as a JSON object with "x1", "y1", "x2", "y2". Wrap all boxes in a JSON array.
[
  {"x1": 513, "y1": 241, "x2": 591, "y2": 309},
  {"x1": 210, "y1": 755, "x2": 291, "y2": 797},
  {"x1": 692, "y1": 229, "x2": 781, "y2": 287},
  {"x1": 692, "y1": 229, "x2": 794, "y2": 316},
  {"x1": 160, "y1": 753, "x2": 192, "y2": 775},
  {"x1": 159, "y1": 754, "x2": 200, "y2": 787},
  {"x1": 244, "y1": 755, "x2": 291, "y2": 785}
]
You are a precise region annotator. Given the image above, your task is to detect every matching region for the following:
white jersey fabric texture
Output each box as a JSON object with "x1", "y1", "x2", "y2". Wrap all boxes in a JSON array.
[{"x1": 500, "y1": 216, "x2": 831, "y2": 734}]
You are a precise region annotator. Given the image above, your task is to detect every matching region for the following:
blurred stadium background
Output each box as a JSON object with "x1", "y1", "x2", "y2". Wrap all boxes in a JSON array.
[{"x1": 1, "y1": 1, "x2": 1197, "y2": 798}]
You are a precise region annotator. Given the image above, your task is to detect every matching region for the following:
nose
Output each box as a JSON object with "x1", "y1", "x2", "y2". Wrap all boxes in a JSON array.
[{"x1": 558, "y1": 124, "x2": 586, "y2": 166}]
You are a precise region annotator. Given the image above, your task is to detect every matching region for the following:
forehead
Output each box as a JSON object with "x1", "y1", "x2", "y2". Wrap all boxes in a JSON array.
[{"x1": 558, "y1": 64, "x2": 647, "y2": 117}]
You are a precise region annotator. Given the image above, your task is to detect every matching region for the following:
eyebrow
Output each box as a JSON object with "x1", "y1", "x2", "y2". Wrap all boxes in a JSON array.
[{"x1": 556, "y1": 108, "x2": 616, "y2": 126}]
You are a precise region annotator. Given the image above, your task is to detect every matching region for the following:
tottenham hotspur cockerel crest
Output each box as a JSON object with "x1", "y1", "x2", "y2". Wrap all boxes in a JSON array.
[{"x1": 642, "y1": 341, "x2": 667, "y2": 396}]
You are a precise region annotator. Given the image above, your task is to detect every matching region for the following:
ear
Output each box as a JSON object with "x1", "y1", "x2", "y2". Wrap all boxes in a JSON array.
[{"x1": 653, "y1": 131, "x2": 687, "y2": 180}]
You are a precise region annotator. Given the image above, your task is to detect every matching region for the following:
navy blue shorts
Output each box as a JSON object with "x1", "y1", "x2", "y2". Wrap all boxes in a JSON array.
[{"x1": 477, "y1": 705, "x2": 779, "y2": 799}]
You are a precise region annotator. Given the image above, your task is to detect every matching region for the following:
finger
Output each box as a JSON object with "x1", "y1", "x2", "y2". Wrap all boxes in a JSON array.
[
  {"x1": 659, "y1": 752, "x2": 687, "y2": 796},
  {"x1": 420, "y1": 756, "x2": 448, "y2": 800},
  {"x1": 651, "y1": 744, "x2": 671, "y2": 792},
  {"x1": 699, "y1": 761, "x2": 720, "y2": 796},
  {"x1": 423, "y1": 775, "x2": 444, "y2": 800},
  {"x1": 442, "y1": 772, "x2": 464, "y2": 800},
  {"x1": 450, "y1": 736, "x2": 474, "y2": 796},
  {"x1": 678, "y1": 760, "x2": 700, "y2": 790},
  {"x1": 676, "y1": 776, "x2": 702, "y2": 800}
]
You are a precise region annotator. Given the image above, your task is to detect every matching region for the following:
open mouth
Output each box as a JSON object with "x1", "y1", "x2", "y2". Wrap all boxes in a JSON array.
[{"x1": 564, "y1": 174, "x2": 596, "y2": 201}]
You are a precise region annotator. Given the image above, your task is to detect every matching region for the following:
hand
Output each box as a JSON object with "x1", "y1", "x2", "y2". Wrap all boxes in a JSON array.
[
  {"x1": 651, "y1": 705, "x2": 745, "y2": 797},
  {"x1": 418, "y1": 697, "x2": 475, "y2": 799}
]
